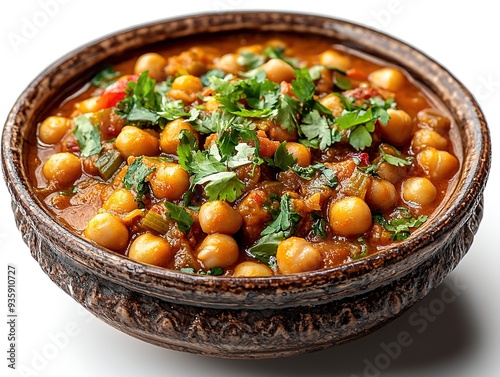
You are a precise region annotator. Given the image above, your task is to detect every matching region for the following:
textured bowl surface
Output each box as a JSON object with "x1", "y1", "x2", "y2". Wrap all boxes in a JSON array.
[{"x1": 1, "y1": 12, "x2": 491, "y2": 358}]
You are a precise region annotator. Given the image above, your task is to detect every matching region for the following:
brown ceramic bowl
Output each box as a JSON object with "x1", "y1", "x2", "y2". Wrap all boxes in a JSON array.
[{"x1": 1, "y1": 12, "x2": 491, "y2": 359}]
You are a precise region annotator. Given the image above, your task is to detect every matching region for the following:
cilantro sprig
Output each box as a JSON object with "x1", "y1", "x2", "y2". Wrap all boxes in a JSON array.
[
  {"x1": 358, "y1": 145, "x2": 413, "y2": 177},
  {"x1": 123, "y1": 157, "x2": 156, "y2": 205},
  {"x1": 116, "y1": 71, "x2": 196, "y2": 127},
  {"x1": 177, "y1": 130, "x2": 250, "y2": 202},
  {"x1": 73, "y1": 115, "x2": 102, "y2": 157},
  {"x1": 334, "y1": 95, "x2": 395, "y2": 150},
  {"x1": 164, "y1": 201, "x2": 194, "y2": 234},
  {"x1": 247, "y1": 194, "x2": 301, "y2": 265}
]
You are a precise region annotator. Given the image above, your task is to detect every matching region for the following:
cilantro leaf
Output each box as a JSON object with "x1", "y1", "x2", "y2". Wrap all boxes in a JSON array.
[
  {"x1": 123, "y1": 156, "x2": 155, "y2": 203},
  {"x1": 291, "y1": 163, "x2": 337, "y2": 187},
  {"x1": 349, "y1": 124, "x2": 373, "y2": 151},
  {"x1": 333, "y1": 95, "x2": 396, "y2": 150},
  {"x1": 299, "y1": 110, "x2": 340, "y2": 150},
  {"x1": 116, "y1": 71, "x2": 189, "y2": 127},
  {"x1": 380, "y1": 148, "x2": 413, "y2": 167},
  {"x1": 292, "y1": 67, "x2": 315, "y2": 105},
  {"x1": 73, "y1": 115, "x2": 102, "y2": 157},
  {"x1": 237, "y1": 51, "x2": 266, "y2": 70},
  {"x1": 200, "y1": 69, "x2": 227, "y2": 87},
  {"x1": 267, "y1": 142, "x2": 296, "y2": 171},
  {"x1": 373, "y1": 208, "x2": 428, "y2": 241},
  {"x1": 197, "y1": 171, "x2": 245, "y2": 202},
  {"x1": 311, "y1": 212, "x2": 327, "y2": 238},
  {"x1": 262, "y1": 46, "x2": 299, "y2": 68},
  {"x1": 247, "y1": 232, "x2": 284, "y2": 265},
  {"x1": 164, "y1": 201, "x2": 194, "y2": 234},
  {"x1": 275, "y1": 94, "x2": 301, "y2": 133},
  {"x1": 91, "y1": 66, "x2": 119, "y2": 88},
  {"x1": 247, "y1": 194, "x2": 302, "y2": 266},
  {"x1": 261, "y1": 193, "x2": 301, "y2": 238}
]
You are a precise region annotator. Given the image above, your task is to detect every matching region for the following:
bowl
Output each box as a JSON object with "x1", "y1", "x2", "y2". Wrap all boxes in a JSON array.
[{"x1": 1, "y1": 11, "x2": 491, "y2": 358}]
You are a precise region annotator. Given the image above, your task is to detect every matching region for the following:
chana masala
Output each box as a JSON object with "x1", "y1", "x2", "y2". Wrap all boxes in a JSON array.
[{"x1": 29, "y1": 33, "x2": 460, "y2": 276}]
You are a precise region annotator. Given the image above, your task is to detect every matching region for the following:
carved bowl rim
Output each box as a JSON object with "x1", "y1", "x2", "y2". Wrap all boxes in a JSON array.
[{"x1": 1, "y1": 11, "x2": 491, "y2": 309}]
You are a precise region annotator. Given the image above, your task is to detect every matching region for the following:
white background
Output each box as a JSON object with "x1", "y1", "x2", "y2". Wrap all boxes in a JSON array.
[{"x1": 1, "y1": 1, "x2": 498, "y2": 376}]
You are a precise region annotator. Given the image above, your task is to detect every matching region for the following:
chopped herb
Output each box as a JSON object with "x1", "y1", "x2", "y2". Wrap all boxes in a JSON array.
[
  {"x1": 247, "y1": 232, "x2": 285, "y2": 265},
  {"x1": 197, "y1": 171, "x2": 245, "y2": 202},
  {"x1": 123, "y1": 156, "x2": 155, "y2": 203},
  {"x1": 73, "y1": 115, "x2": 102, "y2": 157},
  {"x1": 91, "y1": 66, "x2": 119, "y2": 88},
  {"x1": 373, "y1": 208, "x2": 428, "y2": 241},
  {"x1": 275, "y1": 94, "x2": 301, "y2": 133},
  {"x1": 179, "y1": 267, "x2": 224, "y2": 276},
  {"x1": 200, "y1": 69, "x2": 227, "y2": 87},
  {"x1": 210, "y1": 71, "x2": 280, "y2": 119},
  {"x1": 311, "y1": 212, "x2": 327, "y2": 238},
  {"x1": 116, "y1": 71, "x2": 190, "y2": 127},
  {"x1": 237, "y1": 51, "x2": 266, "y2": 70},
  {"x1": 352, "y1": 237, "x2": 368, "y2": 260},
  {"x1": 261, "y1": 194, "x2": 301, "y2": 237},
  {"x1": 248, "y1": 194, "x2": 302, "y2": 266},
  {"x1": 334, "y1": 94, "x2": 395, "y2": 150},
  {"x1": 380, "y1": 147, "x2": 413, "y2": 167},
  {"x1": 263, "y1": 46, "x2": 299, "y2": 67},
  {"x1": 291, "y1": 163, "x2": 338, "y2": 188},
  {"x1": 266, "y1": 142, "x2": 296, "y2": 171},
  {"x1": 177, "y1": 130, "x2": 246, "y2": 202},
  {"x1": 164, "y1": 201, "x2": 194, "y2": 234},
  {"x1": 299, "y1": 110, "x2": 341, "y2": 150}
]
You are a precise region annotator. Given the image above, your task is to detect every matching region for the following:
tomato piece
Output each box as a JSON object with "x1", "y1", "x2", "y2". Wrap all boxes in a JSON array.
[{"x1": 96, "y1": 75, "x2": 139, "y2": 110}]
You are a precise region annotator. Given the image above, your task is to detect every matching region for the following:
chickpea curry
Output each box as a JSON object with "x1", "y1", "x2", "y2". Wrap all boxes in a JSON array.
[{"x1": 30, "y1": 33, "x2": 460, "y2": 276}]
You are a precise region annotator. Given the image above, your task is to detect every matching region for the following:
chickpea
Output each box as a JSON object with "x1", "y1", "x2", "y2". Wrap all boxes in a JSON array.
[
  {"x1": 204, "y1": 97, "x2": 222, "y2": 113},
  {"x1": 149, "y1": 162, "x2": 190, "y2": 201},
  {"x1": 319, "y1": 50, "x2": 351, "y2": 71},
  {"x1": 276, "y1": 237, "x2": 322, "y2": 274},
  {"x1": 84, "y1": 212, "x2": 129, "y2": 252},
  {"x1": 128, "y1": 233, "x2": 172, "y2": 267},
  {"x1": 412, "y1": 129, "x2": 448, "y2": 152},
  {"x1": 318, "y1": 93, "x2": 344, "y2": 117},
  {"x1": 365, "y1": 178, "x2": 398, "y2": 210},
  {"x1": 42, "y1": 152, "x2": 81, "y2": 188},
  {"x1": 168, "y1": 75, "x2": 203, "y2": 104},
  {"x1": 368, "y1": 68, "x2": 406, "y2": 91},
  {"x1": 329, "y1": 196, "x2": 372, "y2": 237},
  {"x1": 268, "y1": 123, "x2": 297, "y2": 142},
  {"x1": 198, "y1": 200, "x2": 243, "y2": 235},
  {"x1": 417, "y1": 147, "x2": 459, "y2": 180},
  {"x1": 38, "y1": 116, "x2": 72, "y2": 144},
  {"x1": 160, "y1": 119, "x2": 199, "y2": 154},
  {"x1": 285, "y1": 142, "x2": 311, "y2": 167},
  {"x1": 233, "y1": 261, "x2": 274, "y2": 277},
  {"x1": 379, "y1": 109, "x2": 413, "y2": 146},
  {"x1": 134, "y1": 53, "x2": 167, "y2": 81},
  {"x1": 259, "y1": 58, "x2": 295, "y2": 83},
  {"x1": 215, "y1": 53, "x2": 242, "y2": 74},
  {"x1": 115, "y1": 126, "x2": 160, "y2": 158},
  {"x1": 402, "y1": 177, "x2": 437, "y2": 206},
  {"x1": 197, "y1": 233, "x2": 239, "y2": 268},
  {"x1": 102, "y1": 188, "x2": 138, "y2": 213},
  {"x1": 75, "y1": 96, "x2": 101, "y2": 113},
  {"x1": 417, "y1": 108, "x2": 451, "y2": 131},
  {"x1": 376, "y1": 162, "x2": 404, "y2": 184}
]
